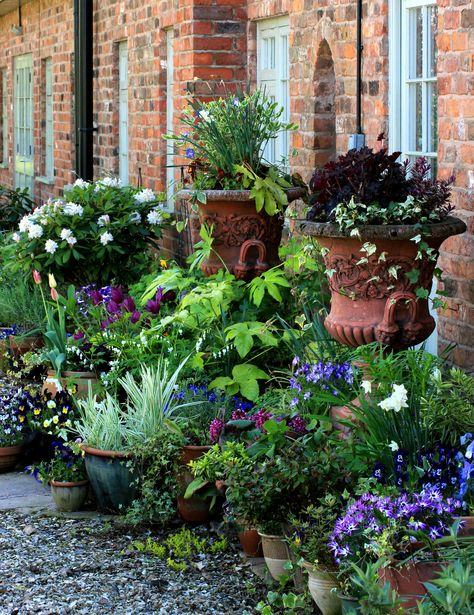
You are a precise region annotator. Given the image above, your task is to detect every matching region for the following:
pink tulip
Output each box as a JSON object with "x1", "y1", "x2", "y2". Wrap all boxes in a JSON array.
[
  {"x1": 33, "y1": 270, "x2": 42, "y2": 285},
  {"x1": 51, "y1": 288, "x2": 59, "y2": 301}
]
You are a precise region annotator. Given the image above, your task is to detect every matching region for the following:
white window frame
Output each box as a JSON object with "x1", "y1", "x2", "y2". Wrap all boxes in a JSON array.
[
  {"x1": 1, "y1": 69, "x2": 7, "y2": 165},
  {"x1": 165, "y1": 28, "x2": 174, "y2": 211},
  {"x1": 118, "y1": 40, "x2": 129, "y2": 185},
  {"x1": 389, "y1": 0, "x2": 439, "y2": 356},
  {"x1": 256, "y1": 16, "x2": 290, "y2": 166},
  {"x1": 44, "y1": 58, "x2": 54, "y2": 180}
]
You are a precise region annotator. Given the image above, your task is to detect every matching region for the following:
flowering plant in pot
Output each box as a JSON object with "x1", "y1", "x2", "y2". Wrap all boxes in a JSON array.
[
  {"x1": 7, "y1": 178, "x2": 169, "y2": 285},
  {"x1": 0, "y1": 386, "x2": 28, "y2": 472},
  {"x1": 298, "y1": 140, "x2": 466, "y2": 350},
  {"x1": 167, "y1": 86, "x2": 306, "y2": 279},
  {"x1": 31, "y1": 440, "x2": 88, "y2": 512}
]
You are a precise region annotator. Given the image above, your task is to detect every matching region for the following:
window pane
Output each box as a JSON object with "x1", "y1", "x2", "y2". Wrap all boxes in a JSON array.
[
  {"x1": 409, "y1": 82, "x2": 423, "y2": 152},
  {"x1": 409, "y1": 8, "x2": 423, "y2": 79},
  {"x1": 428, "y1": 6, "x2": 438, "y2": 78},
  {"x1": 428, "y1": 81, "x2": 437, "y2": 152}
]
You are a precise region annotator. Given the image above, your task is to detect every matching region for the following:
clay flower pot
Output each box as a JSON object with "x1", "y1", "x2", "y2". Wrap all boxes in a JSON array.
[
  {"x1": 238, "y1": 527, "x2": 263, "y2": 558},
  {"x1": 302, "y1": 562, "x2": 341, "y2": 615},
  {"x1": 50, "y1": 479, "x2": 89, "y2": 512},
  {"x1": 9, "y1": 334, "x2": 43, "y2": 360},
  {"x1": 297, "y1": 217, "x2": 466, "y2": 350},
  {"x1": 43, "y1": 370, "x2": 97, "y2": 399},
  {"x1": 379, "y1": 559, "x2": 445, "y2": 609},
  {"x1": 258, "y1": 532, "x2": 291, "y2": 581},
  {"x1": 0, "y1": 444, "x2": 24, "y2": 473},
  {"x1": 179, "y1": 188, "x2": 305, "y2": 280},
  {"x1": 81, "y1": 445, "x2": 137, "y2": 513},
  {"x1": 177, "y1": 445, "x2": 212, "y2": 524}
]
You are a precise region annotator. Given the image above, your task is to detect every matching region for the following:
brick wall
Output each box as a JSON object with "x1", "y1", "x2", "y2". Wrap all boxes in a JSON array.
[{"x1": 436, "y1": 0, "x2": 474, "y2": 369}]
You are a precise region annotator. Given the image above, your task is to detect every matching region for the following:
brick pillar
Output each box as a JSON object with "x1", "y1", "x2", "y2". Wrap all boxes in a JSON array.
[{"x1": 436, "y1": 1, "x2": 474, "y2": 369}]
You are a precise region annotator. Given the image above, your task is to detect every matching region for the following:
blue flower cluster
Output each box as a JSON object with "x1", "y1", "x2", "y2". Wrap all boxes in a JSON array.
[
  {"x1": 290, "y1": 357, "x2": 354, "y2": 407},
  {"x1": 0, "y1": 324, "x2": 18, "y2": 340}
]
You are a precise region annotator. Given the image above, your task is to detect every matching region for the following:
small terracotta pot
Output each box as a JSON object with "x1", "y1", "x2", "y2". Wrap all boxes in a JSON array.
[
  {"x1": 42, "y1": 370, "x2": 97, "y2": 399},
  {"x1": 177, "y1": 445, "x2": 212, "y2": 524},
  {"x1": 330, "y1": 398, "x2": 360, "y2": 437},
  {"x1": 238, "y1": 528, "x2": 263, "y2": 558},
  {"x1": 459, "y1": 516, "x2": 474, "y2": 537},
  {"x1": 50, "y1": 479, "x2": 89, "y2": 512},
  {"x1": 9, "y1": 335, "x2": 43, "y2": 360},
  {"x1": 379, "y1": 559, "x2": 445, "y2": 609},
  {"x1": 0, "y1": 444, "x2": 24, "y2": 473}
]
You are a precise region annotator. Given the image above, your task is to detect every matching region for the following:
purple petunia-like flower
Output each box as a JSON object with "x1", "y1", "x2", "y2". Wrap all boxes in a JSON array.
[
  {"x1": 186, "y1": 148, "x2": 195, "y2": 158},
  {"x1": 209, "y1": 418, "x2": 224, "y2": 443}
]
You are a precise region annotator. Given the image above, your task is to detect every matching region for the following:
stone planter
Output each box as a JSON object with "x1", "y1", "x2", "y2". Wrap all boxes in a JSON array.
[
  {"x1": 179, "y1": 188, "x2": 304, "y2": 280},
  {"x1": 0, "y1": 444, "x2": 24, "y2": 473},
  {"x1": 258, "y1": 532, "x2": 292, "y2": 581},
  {"x1": 302, "y1": 563, "x2": 341, "y2": 615},
  {"x1": 82, "y1": 446, "x2": 137, "y2": 513},
  {"x1": 50, "y1": 479, "x2": 89, "y2": 512},
  {"x1": 297, "y1": 217, "x2": 466, "y2": 350},
  {"x1": 178, "y1": 445, "x2": 212, "y2": 524},
  {"x1": 338, "y1": 594, "x2": 361, "y2": 615}
]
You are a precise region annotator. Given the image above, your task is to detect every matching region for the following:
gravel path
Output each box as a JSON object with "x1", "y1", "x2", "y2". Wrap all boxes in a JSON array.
[{"x1": 0, "y1": 511, "x2": 266, "y2": 615}]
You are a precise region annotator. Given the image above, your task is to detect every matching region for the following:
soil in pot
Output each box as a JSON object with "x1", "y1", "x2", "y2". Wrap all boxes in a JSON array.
[
  {"x1": 177, "y1": 445, "x2": 212, "y2": 524},
  {"x1": 302, "y1": 563, "x2": 341, "y2": 615},
  {"x1": 82, "y1": 446, "x2": 138, "y2": 513},
  {"x1": 0, "y1": 444, "x2": 24, "y2": 473},
  {"x1": 50, "y1": 480, "x2": 89, "y2": 512}
]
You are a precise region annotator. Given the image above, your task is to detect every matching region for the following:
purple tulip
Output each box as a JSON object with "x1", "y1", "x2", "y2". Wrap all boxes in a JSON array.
[
  {"x1": 163, "y1": 290, "x2": 176, "y2": 303},
  {"x1": 73, "y1": 330, "x2": 85, "y2": 341},
  {"x1": 111, "y1": 286, "x2": 124, "y2": 304},
  {"x1": 130, "y1": 310, "x2": 141, "y2": 324},
  {"x1": 90, "y1": 290, "x2": 103, "y2": 306},
  {"x1": 106, "y1": 300, "x2": 120, "y2": 315},
  {"x1": 122, "y1": 296, "x2": 136, "y2": 313},
  {"x1": 145, "y1": 289, "x2": 164, "y2": 315}
]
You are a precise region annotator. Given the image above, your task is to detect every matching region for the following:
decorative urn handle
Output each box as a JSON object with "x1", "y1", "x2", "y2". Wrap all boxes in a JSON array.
[
  {"x1": 234, "y1": 239, "x2": 269, "y2": 280},
  {"x1": 375, "y1": 291, "x2": 425, "y2": 347}
]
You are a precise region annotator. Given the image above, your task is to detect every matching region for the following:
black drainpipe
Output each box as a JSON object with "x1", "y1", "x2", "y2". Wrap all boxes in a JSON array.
[
  {"x1": 350, "y1": 0, "x2": 365, "y2": 149},
  {"x1": 74, "y1": 0, "x2": 94, "y2": 180}
]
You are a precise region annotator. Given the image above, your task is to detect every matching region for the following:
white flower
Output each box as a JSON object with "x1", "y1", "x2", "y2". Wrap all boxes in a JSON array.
[
  {"x1": 12, "y1": 233, "x2": 21, "y2": 242},
  {"x1": 134, "y1": 188, "x2": 155, "y2": 204},
  {"x1": 378, "y1": 383, "x2": 408, "y2": 413},
  {"x1": 98, "y1": 214, "x2": 110, "y2": 227},
  {"x1": 63, "y1": 203, "x2": 84, "y2": 216},
  {"x1": 45, "y1": 239, "x2": 58, "y2": 254},
  {"x1": 388, "y1": 441, "x2": 399, "y2": 452},
  {"x1": 147, "y1": 208, "x2": 163, "y2": 225},
  {"x1": 361, "y1": 380, "x2": 372, "y2": 394},
  {"x1": 28, "y1": 224, "x2": 44, "y2": 239},
  {"x1": 95, "y1": 177, "x2": 122, "y2": 191},
  {"x1": 19, "y1": 215, "x2": 31, "y2": 233},
  {"x1": 60, "y1": 228, "x2": 73, "y2": 240},
  {"x1": 47, "y1": 400, "x2": 56, "y2": 409},
  {"x1": 100, "y1": 231, "x2": 114, "y2": 245},
  {"x1": 129, "y1": 211, "x2": 141, "y2": 223},
  {"x1": 73, "y1": 178, "x2": 89, "y2": 189},
  {"x1": 39, "y1": 217, "x2": 49, "y2": 226},
  {"x1": 199, "y1": 109, "x2": 211, "y2": 122},
  {"x1": 67, "y1": 236, "x2": 77, "y2": 246}
]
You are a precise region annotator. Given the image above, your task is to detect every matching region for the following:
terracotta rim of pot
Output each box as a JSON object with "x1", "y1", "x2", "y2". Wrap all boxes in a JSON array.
[
  {"x1": 296, "y1": 215, "x2": 466, "y2": 240},
  {"x1": 0, "y1": 444, "x2": 24, "y2": 454},
  {"x1": 50, "y1": 479, "x2": 89, "y2": 488},
  {"x1": 178, "y1": 187, "x2": 305, "y2": 202},
  {"x1": 81, "y1": 445, "x2": 131, "y2": 459},
  {"x1": 62, "y1": 371, "x2": 96, "y2": 378},
  {"x1": 182, "y1": 444, "x2": 212, "y2": 451}
]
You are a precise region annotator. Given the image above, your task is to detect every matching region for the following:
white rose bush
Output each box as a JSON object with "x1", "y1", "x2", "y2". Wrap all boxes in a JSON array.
[{"x1": 7, "y1": 178, "x2": 169, "y2": 285}]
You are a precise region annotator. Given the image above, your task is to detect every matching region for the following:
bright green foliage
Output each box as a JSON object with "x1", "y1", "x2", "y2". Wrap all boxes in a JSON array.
[
  {"x1": 210, "y1": 363, "x2": 268, "y2": 401},
  {"x1": 248, "y1": 266, "x2": 292, "y2": 307}
]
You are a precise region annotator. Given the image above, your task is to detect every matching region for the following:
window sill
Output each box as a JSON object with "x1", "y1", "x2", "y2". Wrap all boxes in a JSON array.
[{"x1": 35, "y1": 176, "x2": 55, "y2": 186}]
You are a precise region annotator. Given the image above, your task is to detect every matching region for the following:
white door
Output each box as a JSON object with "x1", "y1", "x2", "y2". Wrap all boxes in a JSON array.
[
  {"x1": 257, "y1": 17, "x2": 290, "y2": 166},
  {"x1": 14, "y1": 54, "x2": 34, "y2": 194},
  {"x1": 118, "y1": 41, "x2": 129, "y2": 185}
]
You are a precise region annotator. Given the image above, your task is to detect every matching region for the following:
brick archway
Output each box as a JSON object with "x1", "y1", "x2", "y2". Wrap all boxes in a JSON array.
[{"x1": 313, "y1": 39, "x2": 336, "y2": 167}]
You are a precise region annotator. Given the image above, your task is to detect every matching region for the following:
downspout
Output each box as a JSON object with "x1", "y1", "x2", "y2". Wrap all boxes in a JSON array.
[
  {"x1": 349, "y1": 0, "x2": 365, "y2": 150},
  {"x1": 74, "y1": 0, "x2": 94, "y2": 180}
]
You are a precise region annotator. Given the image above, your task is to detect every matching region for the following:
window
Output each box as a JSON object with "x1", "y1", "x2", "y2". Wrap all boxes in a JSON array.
[
  {"x1": 389, "y1": 0, "x2": 439, "y2": 356},
  {"x1": 1, "y1": 69, "x2": 7, "y2": 165},
  {"x1": 165, "y1": 29, "x2": 174, "y2": 211},
  {"x1": 389, "y1": 0, "x2": 438, "y2": 175},
  {"x1": 118, "y1": 41, "x2": 129, "y2": 185},
  {"x1": 256, "y1": 16, "x2": 289, "y2": 165},
  {"x1": 44, "y1": 58, "x2": 54, "y2": 179}
]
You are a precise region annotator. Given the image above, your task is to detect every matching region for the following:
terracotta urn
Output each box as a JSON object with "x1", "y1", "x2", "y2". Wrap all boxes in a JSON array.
[
  {"x1": 177, "y1": 444, "x2": 212, "y2": 524},
  {"x1": 297, "y1": 217, "x2": 466, "y2": 350},
  {"x1": 178, "y1": 188, "x2": 305, "y2": 280}
]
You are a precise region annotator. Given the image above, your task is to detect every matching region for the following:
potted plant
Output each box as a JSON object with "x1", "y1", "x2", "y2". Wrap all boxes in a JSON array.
[
  {"x1": 329, "y1": 489, "x2": 460, "y2": 609},
  {"x1": 0, "y1": 386, "x2": 28, "y2": 472},
  {"x1": 32, "y1": 441, "x2": 88, "y2": 512},
  {"x1": 7, "y1": 178, "x2": 169, "y2": 286},
  {"x1": 288, "y1": 495, "x2": 343, "y2": 615},
  {"x1": 74, "y1": 358, "x2": 193, "y2": 513},
  {"x1": 297, "y1": 142, "x2": 466, "y2": 350},
  {"x1": 167, "y1": 87, "x2": 306, "y2": 279}
]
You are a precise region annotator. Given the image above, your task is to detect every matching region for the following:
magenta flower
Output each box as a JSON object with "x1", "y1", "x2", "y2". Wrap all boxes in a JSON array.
[
  {"x1": 106, "y1": 300, "x2": 120, "y2": 315},
  {"x1": 146, "y1": 289, "x2": 164, "y2": 314},
  {"x1": 130, "y1": 310, "x2": 141, "y2": 324},
  {"x1": 122, "y1": 296, "x2": 136, "y2": 313},
  {"x1": 90, "y1": 290, "x2": 103, "y2": 305},
  {"x1": 73, "y1": 330, "x2": 85, "y2": 341},
  {"x1": 111, "y1": 286, "x2": 124, "y2": 304},
  {"x1": 209, "y1": 418, "x2": 224, "y2": 443}
]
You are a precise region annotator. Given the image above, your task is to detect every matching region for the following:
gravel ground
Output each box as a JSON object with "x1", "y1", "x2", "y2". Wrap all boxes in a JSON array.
[{"x1": 0, "y1": 511, "x2": 267, "y2": 615}]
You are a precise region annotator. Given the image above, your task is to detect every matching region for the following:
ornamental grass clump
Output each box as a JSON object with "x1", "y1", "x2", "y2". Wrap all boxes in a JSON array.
[
  {"x1": 7, "y1": 178, "x2": 169, "y2": 285},
  {"x1": 307, "y1": 138, "x2": 455, "y2": 230}
]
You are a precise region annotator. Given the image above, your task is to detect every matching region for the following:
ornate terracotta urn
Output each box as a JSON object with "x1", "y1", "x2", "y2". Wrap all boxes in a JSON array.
[
  {"x1": 179, "y1": 188, "x2": 305, "y2": 280},
  {"x1": 297, "y1": 217, "x2": 466, "y2": 350}
]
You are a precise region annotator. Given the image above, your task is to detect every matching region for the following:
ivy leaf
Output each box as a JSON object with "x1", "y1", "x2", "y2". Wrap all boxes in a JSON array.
[
  {"x1": 415, "y1": 287, "x2": 429, "y2": 299},
  {"x1": 405, "y1": 268, "x2": 420, "y2": 284}
]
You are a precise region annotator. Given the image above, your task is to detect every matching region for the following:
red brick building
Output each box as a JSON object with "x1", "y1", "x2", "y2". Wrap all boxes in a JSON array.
[{"x1": 0, "y1": 0, "x2": 472, "y2": 368}]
